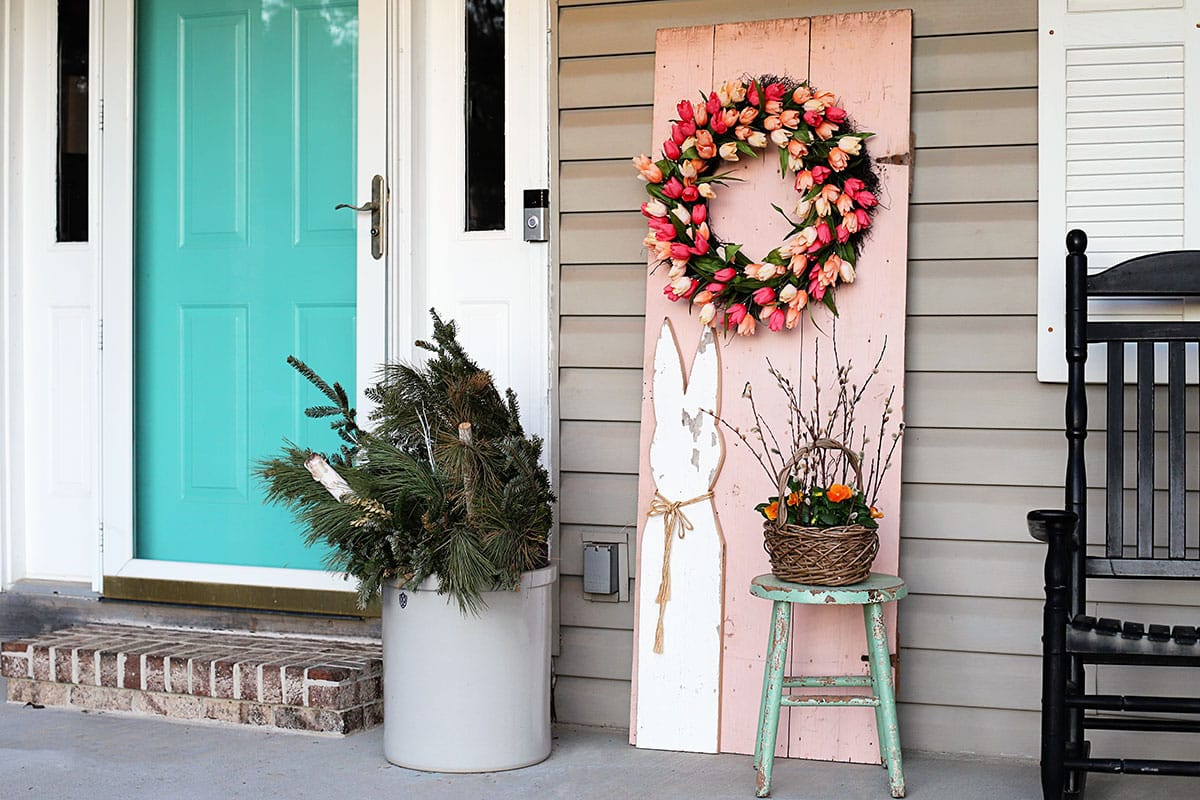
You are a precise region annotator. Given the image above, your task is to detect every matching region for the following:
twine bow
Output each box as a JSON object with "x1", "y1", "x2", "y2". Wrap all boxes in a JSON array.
[{"x1": 646, "y1": 490, "x2": 714, "y2": 654}]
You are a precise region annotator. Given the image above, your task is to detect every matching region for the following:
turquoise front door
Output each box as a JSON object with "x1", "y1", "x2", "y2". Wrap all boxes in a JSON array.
[{"x1": 135, "y1": 0, "x2": 359, "y2": 569}]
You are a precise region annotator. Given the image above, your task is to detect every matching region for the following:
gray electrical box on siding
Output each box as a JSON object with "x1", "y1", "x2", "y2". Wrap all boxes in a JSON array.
[{"x1": 583, "y1": 543, "x2": 620, "y2": 595}]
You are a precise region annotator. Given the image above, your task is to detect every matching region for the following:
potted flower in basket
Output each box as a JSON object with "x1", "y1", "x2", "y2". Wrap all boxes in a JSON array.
[
  {"x1": 257, "y1": 310, "x2": 556, "y2": 772},
  {"x1": 721, "y1": 336, "x2": 902, "y2": 585}
]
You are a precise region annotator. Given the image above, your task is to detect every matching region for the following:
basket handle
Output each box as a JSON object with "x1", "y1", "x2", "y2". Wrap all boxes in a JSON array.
[{"x1": 771, "y1": 438, "x2": 865, "y2": 530}]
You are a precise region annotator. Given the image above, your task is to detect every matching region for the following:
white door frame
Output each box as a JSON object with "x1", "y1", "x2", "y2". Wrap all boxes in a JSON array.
[{"x1": 98, "y1": 0, "x2": 403, "y2": 593}]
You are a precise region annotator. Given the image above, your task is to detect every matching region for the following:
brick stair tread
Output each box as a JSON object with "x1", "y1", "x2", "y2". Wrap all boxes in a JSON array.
[{"x1": 1, "y1": 623, "x2": 383, "y2": 734}]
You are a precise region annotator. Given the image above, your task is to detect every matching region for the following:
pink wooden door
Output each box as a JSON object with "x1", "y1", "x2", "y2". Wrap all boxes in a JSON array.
[{"x1": 631, "y1": 12, "x2": 912, "y2": 763}]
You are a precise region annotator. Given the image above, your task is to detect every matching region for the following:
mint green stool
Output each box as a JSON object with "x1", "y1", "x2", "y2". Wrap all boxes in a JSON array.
[{"x1": 751, "y1": 572, "x2": 907, "y2": 798}]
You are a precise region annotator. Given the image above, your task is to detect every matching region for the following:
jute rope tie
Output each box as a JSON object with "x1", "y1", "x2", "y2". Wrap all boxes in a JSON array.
[{"x1": 646, "y1": 490, "x2": 713, "y2": 654}]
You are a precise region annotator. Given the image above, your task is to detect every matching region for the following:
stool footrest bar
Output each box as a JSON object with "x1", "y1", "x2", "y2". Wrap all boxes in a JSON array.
[
  {"x1": 781, "y1": 693, "x2": 879, "y2": 707},
  {"x1": 783, "y1": 675, "x2": 873, "y2": 688}
]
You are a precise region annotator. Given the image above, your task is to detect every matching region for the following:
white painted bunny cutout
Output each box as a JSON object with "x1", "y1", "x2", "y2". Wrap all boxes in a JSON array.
[{"x1": 635, "y1": 320, "x2": 725, "y2": 753}]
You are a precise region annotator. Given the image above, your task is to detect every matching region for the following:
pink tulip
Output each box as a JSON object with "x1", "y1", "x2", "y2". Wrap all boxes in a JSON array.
[
  {"x1": 815, "y1": 120, "x2": 838, "y2": 141},
  {"x1": 679, "y1": 120, "x2": 696, "y2": 138},
  {"x1": 855, "y1": 208, "x2": 871, "y2": 229},
  {"x1": 766, "y1": 83, "x2": 786, "y2": 102},
  {"x1": 677, "y1": 99, "x2": 694, "y2": 122},
  {"x1": 816, "y1": 222, "x2": 832, "y2": 245},
  {"x1": 662, "y1": 178, "x2": 684, "y2": 199},
  {"x1": 663, "y1": 139, "x2": 681, "y2": 160},
  {"x1": 654, "y1": 227, "x2": 676, "y2": 242},
  {"x1": 836, "y1": 224, "x2": 850, "y2": 243},
  {"x1": 681, "y1": 186, "x2": 699, "y2": 203},
  {"x1": 711, "y1": 115, "x2": 728, "y2": 135},
  {"x1": 825, "y1": 106, "x2": 847, "y2": 123},
  {"x1": 747, "y1": 82, "x2": 760, "y2": 107},
  {"x1": 714, "y1": 267, "x2": 735, "y2": 281},
  {"x1": 662, "y1": 284, "x2": 679, "y2": 301},
  {"x1": 692, "y1": 203, "x2": 707, "y2": 224},
  {"x1": 768, "y1": 307, "x2": 786, "y2": 332},
  {"x1": 706, "y1": 92, "x2": 721, "y2": 114},
  {"x1": 671, "y1": 124, "x2": 686, "y2": 145},
  {"x1": 856, "y1": 191, "x2": 878, "y2": 208},
  {"x1": 706, "y1": 282, "x2": 726, "y2": 295},
  {"x1": 844, "y1": 178, "x2": 865, "y2": 194},
  {"x1": 727, "y1": 303, "x2": 748, "y2": 325},
  {"x1": 670, "y1": 242, "x2": 690, "y2": 260},
  {"x1": 812, "y1": 166, "x2": 831, "y2": 184},
  {"x1": 753, "y1": 286, "x2": 776, "y2": 305},
  {"x1": 804, "y1": 109, "x2": 823, "y2": 127},
  {"x1": 689, "y1": 236, "x2": 710, "y2": 256}
]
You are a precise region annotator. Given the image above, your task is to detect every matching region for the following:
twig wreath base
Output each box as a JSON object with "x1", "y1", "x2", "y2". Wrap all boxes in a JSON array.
[{"x1": 633, "y1": 75, "x2": 881, "y2": 335}]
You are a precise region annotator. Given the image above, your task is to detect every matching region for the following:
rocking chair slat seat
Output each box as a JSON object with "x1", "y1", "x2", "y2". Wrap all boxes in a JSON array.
[
  {"x1": 1029, "y1": 230, "x2": 1200, "y2": 799},
  {"x1": 1067, "y1": 613, "x2": 1200, "y2": 667}
]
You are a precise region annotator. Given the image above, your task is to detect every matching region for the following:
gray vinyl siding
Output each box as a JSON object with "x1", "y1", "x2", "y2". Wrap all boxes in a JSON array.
[{"x1": 551, "y1": 0, "x2": 1196, "y2": 758}]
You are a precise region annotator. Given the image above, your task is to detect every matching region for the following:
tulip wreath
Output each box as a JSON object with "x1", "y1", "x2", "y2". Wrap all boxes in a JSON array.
[{"x1": 633, "y1": 75, "x2": 882, "y2": 335}]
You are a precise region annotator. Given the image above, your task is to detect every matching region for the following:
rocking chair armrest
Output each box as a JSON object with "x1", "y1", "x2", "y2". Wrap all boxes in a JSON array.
[{"x1": 1027, "y1": 509, "x2": 1079, "y2": 545}]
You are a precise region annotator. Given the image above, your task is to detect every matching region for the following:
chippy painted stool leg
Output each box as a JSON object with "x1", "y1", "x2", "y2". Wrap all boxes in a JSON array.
[
  {"x1": 754, "y1": 599, "x2": 792, "y2": 798},
  {"x1": 864, "y1": 601, "x2": 905, "y2": 798}
]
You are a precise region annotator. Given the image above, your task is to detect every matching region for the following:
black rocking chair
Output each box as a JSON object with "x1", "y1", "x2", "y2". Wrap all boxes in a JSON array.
[{"x1": 1029, "y1": 229, "x2": 1200, "y2": 799}]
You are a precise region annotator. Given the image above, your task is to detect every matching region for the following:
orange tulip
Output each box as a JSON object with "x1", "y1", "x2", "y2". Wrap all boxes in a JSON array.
[{"x1": 764, "y1": 501, "x2": 779, "y2": 521}]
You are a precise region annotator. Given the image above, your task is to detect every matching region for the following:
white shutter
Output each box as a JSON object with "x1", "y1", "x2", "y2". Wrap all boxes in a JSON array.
[{"x1": 1037, "y1": 1, "x2": 1200, "y2": 381}]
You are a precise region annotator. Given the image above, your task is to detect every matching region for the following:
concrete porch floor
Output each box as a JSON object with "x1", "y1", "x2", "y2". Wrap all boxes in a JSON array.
[{"x1": 1, "y1": 678, "x2": 1193, "y2": 799}]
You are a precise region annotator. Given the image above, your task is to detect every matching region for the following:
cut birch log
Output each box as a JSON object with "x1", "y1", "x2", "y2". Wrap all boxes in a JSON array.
[{"x1": 304, "y1": 453, "x2": 356, "y2": 502}]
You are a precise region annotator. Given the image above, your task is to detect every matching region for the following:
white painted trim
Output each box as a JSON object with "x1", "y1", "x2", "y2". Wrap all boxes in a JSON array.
[
  {"x1": 0, "y1": 0, "x2": 15, "y2": 589},
  {"x1": 387, "y1": 0, "x2": 414, "y2": 364},
  {"x1": 110, "y1": 558, "x2": 356, "y2": 592},
  {"x1": 99, "y1": 0, "x2": 135, "y2": 579}
]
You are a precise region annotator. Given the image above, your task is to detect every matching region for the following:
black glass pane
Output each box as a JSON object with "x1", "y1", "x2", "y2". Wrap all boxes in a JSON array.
[
  {"x1": 465, "y1": 0, "x2": 504, "y2": 231},
  {"x1": 57, "y1": 0, "x2": 89, "y2": 243}
]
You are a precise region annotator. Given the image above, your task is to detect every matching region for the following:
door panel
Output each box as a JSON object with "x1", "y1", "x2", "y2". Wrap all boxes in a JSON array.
[
  {"x1": 135, "y1": 0, "x2": 359, "y2": 569},
  {"x1": 415, "y1": 0, "x2": 550, "y2": 443}
]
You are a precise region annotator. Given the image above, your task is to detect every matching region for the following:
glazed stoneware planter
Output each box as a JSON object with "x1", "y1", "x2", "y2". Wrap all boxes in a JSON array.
[{"x1": 381, "y1": 564, "x2": 557, "y2": 772}]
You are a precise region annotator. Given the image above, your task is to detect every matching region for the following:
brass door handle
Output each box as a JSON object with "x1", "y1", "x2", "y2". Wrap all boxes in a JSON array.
[{"x1": 335, "y1": 174, "x2": 388, "y2": 259}]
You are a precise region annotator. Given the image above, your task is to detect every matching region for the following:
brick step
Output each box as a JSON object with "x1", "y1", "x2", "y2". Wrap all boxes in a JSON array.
[{"x1": 1, "y1": 623, "x2": 382, "y2": 734}]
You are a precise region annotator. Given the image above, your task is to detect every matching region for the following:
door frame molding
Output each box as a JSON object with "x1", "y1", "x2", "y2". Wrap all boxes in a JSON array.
[{"x1": 98, "y1": 0, "x2": 407, "y2": 597}]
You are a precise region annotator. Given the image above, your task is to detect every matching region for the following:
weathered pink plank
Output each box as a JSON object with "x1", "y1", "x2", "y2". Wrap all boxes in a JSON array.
[
  {"x1": 785, "y1": 10, "x2": 911, "y2": 763},
  {"x1": 630, "y1": 24, "x2": 716, "y2": 748},
  {"x1": 709, "y1": 17, "x2": 811, "y2": 762},
  {"x1": 631, "y1": 12, "x2": 912, "y2": 764}
]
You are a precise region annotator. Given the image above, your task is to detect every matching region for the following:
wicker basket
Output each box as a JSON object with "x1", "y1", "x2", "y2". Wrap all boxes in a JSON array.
[{"x1": 763, "y1": 439, "x2": 879, "y2": 586}]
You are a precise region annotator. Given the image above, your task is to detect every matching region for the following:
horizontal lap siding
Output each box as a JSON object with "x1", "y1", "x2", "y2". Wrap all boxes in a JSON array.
[{"x1": 553, "y1": 0, "x2": 1195, "y2": 759}]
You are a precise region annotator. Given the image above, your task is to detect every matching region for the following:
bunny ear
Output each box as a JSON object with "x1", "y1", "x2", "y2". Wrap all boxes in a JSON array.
[
  {"x1": 651, "y1": 318, "x2": 686, "y2": 420},
  {"x1": 681, "y1": 326, "x2": 720, "y2": 413}
]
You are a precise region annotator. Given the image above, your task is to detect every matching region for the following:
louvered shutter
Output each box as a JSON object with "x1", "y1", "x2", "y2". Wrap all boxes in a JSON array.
[{"x1": 1037, "y1": 1, "x2": 1200, "y2": 381}]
